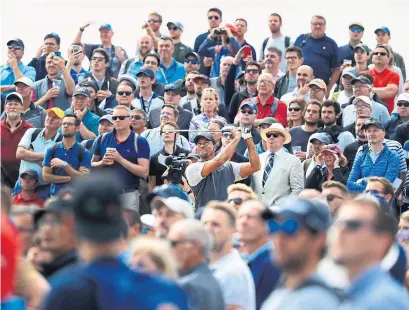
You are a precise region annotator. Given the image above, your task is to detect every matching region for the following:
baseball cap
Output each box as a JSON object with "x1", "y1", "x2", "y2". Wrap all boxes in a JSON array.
[
  {"x1": 186, "y1": 153, "x2": 200, "y2": 162},
  {"x1": 375, "y1": 26, "x2": 390, "y2": 36},
  {"x1": 352, "y1": 75, "x2": 372, "y2": 85},
  {"x1": 262, "y1": 197, "x2": 332, "y2": 233},
  {"x1": 14, "y1": 77, "x2": 34, "y2": 88},
  {"x1": 308, "y1": 79, "x2": 327, "y2": 91},
  {"x1": 45, "y1": 107, "x2": 64, "y2": 119},
  {"x1": 309, "y1": 132, "x2": 331, "y2": 144},
  {"x1": 322, "y1": 144, "x2": 342, "y2": 157},
  {"x1": 141, "y1": 214, "x2": 156, "y2": 228},
  {"x1": 403, "y1": 141, "x2": 409, "y2": 152},
  {"x1": 342, "y1": 67, "x2": 358, "y2": 79},
  {"x1": 352, "y1": 96, "x2": 372, "y2": 107},
  {"x1": 34, "y1": 199, "x2": 73, "y2": 228},
  {"x1": 136, "y1": 67, "x2": 155, "y2": 79},
  {"x1": 80, "y1": 80, "x2": 99, "y2": 92},
  {"x1": 99, "y1": 114, "x2": 114, "y2": 124},
  {"x1": 147, "y1": 184, "x2": 190, "y2": 203},
  {"x1": 152, "y1": 197, "x2": 194, "y2": 219},
  {"x1": 354, "y1": 44, "x2": 370, "y2": 55},
  {"x1": 240, "y1": 101, "x2": 258, "y2": 112},
  {"x1": 258, "y1": 117, "x2": 278, "y2": 127},
  {"x1": 235, "y1": 70, "x2": 245, "y2": 80},
  {"x1": 361, "y1": 118, "x2": 385, "y2": 131},
  {"x1": 349, "y1": 22, "x2": 364, "y2": 30},
  {"x1": 185, "y1": 52, "x2": 201, "y2": 62},
  {"x1": 71, "y1": 172, "x2": 123, "y2": 242},
  {"x1": 192, "y1": 74, "x2": 211, "y2": 85},
  {"x1": 224, "y1": 23, "x2": 238, "y2": 36},
  {"x1": 73, "y1": 87, "x2": 91, "y2": 98},
  {"x1": 164, "y1": 84, "x2": 181, "y2": 95},
  {"x1": 99, "y1": 23, "x2": 113, "y2": 31},
  {"x1": 193, "y1": 132, "x2": 216, "y2": 145},
  {"x1": 118, "y1": 74, "x2": 138, "y2": 90},
  {"x1": 6, "y1": 92, "x2": 23, "y2": 104},
  {"x1": 20, "y1": 169, "x2": 39, "y2": 181},
  {"x1": 7, "y1": 38, "x2": 24, "y2": 50},
  {"x1": 167, "y1": 21, "x2": 183, "y2": 31},
  {"x1": 397, "y1": 93, "x2": 409, "y2": 103}
]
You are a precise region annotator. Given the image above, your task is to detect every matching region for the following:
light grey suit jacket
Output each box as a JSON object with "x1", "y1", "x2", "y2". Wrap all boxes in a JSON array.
[{"x1": 253, "y1": 149, "x2": 304, "y2": 206}]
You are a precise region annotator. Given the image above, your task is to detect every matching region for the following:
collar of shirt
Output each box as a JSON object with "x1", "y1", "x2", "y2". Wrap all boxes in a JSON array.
[
  {"x1": 246, "y1": 242, "x2": 273, "y2": 263},
  {"x1": 255, "y1": 94, "x2": 275, "y2": 106},
  {"x1": 3, "y1": 61, "x2": 26, "y2": 70},
  {"x1": 113, "y1": 129, "x2": 133, "y2": 144},
  {"x1": 266, "y1": 148, "x2": 284, "y2": 158},
  {"x1": 15, "y1": 192, "x2": 40, "y2": 203},
  {"x1": 160, "y1": 58, "x2": 177, "y2": 70},
  {"x1": 346, "y1": 264, "x2": 383, "y2": 298},
  {"x1": 4, "y1": 119, "x2": 22, "y2": 129},
  {"x1": 22, "y1": 102, "x2": 36, "y2": 114},
  {"x1": 92, "y1": 73, "x2": 105, "y2": 87}
]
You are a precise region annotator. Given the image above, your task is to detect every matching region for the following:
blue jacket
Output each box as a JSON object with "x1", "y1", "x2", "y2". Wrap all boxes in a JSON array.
[
  {"x1": 247, "y1": 245, "x2": 281, "y2": 309},
  {"x1": 347, "y1": 145, "x2": 400, "y2": 192}
]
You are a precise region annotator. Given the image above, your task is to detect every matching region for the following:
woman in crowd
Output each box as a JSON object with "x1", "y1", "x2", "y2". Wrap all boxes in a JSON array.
[
  {"x1": 188, "y1": 88, "x2": 227, "y2": 145},
  {"x1": 287, "y1": 98, "x2": 306, "y2": 129},
  {"x1": 305, "y1": 144, "x2": 350, "y2": 191}
]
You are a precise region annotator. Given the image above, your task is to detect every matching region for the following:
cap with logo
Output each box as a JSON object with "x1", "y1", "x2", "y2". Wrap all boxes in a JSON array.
[
  {"x1": 361, "y1": 118, "x2": 385, "y2": 131},
  {"x1": 308, "y1": 79, "x2": 327, "y2": 91},
  {"x1": 6, "y1": 92, "x2": 23, "y2": 104},
  {"x1": 20, "y1": 169, "x2": 39, "y2": 181},
  {"x1": 80, "y1": 80, "x2": 99, "y2": 92},
  {"x1": 309, "y1": 132, "x2": 331, "y2": 145},
  {"x1": 164, "y1": 84, "x2": 181, "y2": 95},
  {"x1": 374, "y1": 26, "x2": 390, "y2": 36},
  {"x1": 342, "y1": 67, "x2": 358, "y2": 79},
  {"x1": 354, "y1": 44, "x2": 370, "y2": 55},
  {"x1": 7, "y1": 38, "x2": 24, "y2": 50},
  {"x1": 240, "y1": 100, "x2": 258, "y2": 112},
  {"x1": 352, "y1": 95, "x2": 372, "y2": 107},
  {"x1": 99, "y1": 114, "x2": 114, "y2": 124},
  {"x1": 192, "y1": 74, "x2": 211, "y2": 85},
  {"x1": 193, "y1": 132, "x2": 216, "y2": 145},
  {"x1": 167, "y1": 21, "x2": 183, "y2": 31},
  {"x1": 147, "y1": 184, "x2": 190, "y2": 203},
  {"x1": 352, "y1": 75, "x2": 372, "y2": 85},
  {"x1": 73, "y1": 87, "x2": 91, "y2": 98},
  {"x1": 136, "y1": 67, "x2": 155, "y2": 79},
  {"x1": 152, "y1": 197, "x2": 194, "y2": 219},
  {"x1": 14, "y1": 77, "x2": 34, "y2": 88},
  {"x1": 99, "y1": 24, "x2": 113, "y2": 31},
  {"x1": 45, "y1": 107, "x2": 65, "y2": 119}
]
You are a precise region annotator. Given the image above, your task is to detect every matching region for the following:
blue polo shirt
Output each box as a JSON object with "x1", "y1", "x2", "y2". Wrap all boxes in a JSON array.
[
  {"x1": 65, "y1": 109, "x2": 100, "y2": 142},
  {"x1": 122, "y1": 58, "x2": 143, "y2": 78},
  {"x1": 70, "y1": 68, "x2": 91, "y2": 85},
  {"x1": 294, "y1": 34, "x2": 340, "y2": 83},
  {"x1": 43, "y1": 142, "x2": 91, "y2": 196},
  {"x1": 93, "y1": 130, "x2": 150, "y2": 190},
  {"x1": 0, "y1": 62, "x2": 36, "y2": 95},
  {"x1": 157, "y1": 58, "x2": 186, "y2": 84}
]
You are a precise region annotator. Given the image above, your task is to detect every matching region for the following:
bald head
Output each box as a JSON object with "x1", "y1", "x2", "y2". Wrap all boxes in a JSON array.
[{"x1": 296, "y1": 65, "x2": 314, "y2": 86}]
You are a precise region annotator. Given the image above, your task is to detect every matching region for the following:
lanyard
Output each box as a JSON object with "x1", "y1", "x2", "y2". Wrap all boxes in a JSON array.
[{"x1": 140, "y1": 95, "x2": 153, "y2": 114}]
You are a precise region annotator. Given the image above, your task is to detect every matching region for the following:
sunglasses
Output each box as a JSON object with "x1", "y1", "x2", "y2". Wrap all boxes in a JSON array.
[
  {"x1": 326, "y1": 194, "x2": 344, "y2": 202},
  {"x1": 241, "y1": 109, "x2": 255, "y2": 115},
  {"x1": 131, "y1": 115, "x2": 144, "y2": 120},
  {"x1": 92, "y1": 56, "x2": 105, "y2": 62},
  {"x1": 397, "y1": 102, "x2": 409, "y2": 107},
  {"x1": 222, "y1": 133, "x2": 234, "y2": 139},
  {"x1": 168, "y1": 26, "x2": 179, "y2": 31},
  {"x1": 334, "y1": 219, "x2": 376, "y2": 232},
  {"x1": 7, "y1": 45, "x2": 23, "y2": 50},
  {"x1": 228, "y1": 198, "x2": 244, "y2": 205},
  {"x1": 208, "y1": 16, "x2": 219, "y2": 20},
  {"x1": 266, "y1": 132, "x2": 283, "y2": 139},
  {"x1": 148, "y1": 19, "x2": 160, "y2": 23},
  {"x1": 246, "y1": 69, "x2": 259, "y2": 74},
  {"x1": 117, "y1": 91, "x2": 132, "y2": 96},
  {"x1": 350, "y1": 26, "x2": 363, "y2": 33},
  {"x1": 267, "y1": 219, "x2": 301, "y2": 236},
  {"x1": 112, "y1": 116, "x2": 130, "y2": 121},
  {"x1": 185, "y1": 59, "x2": 199, "y2": 64},
  {"x1": 373, "y1": 52, "x2": 387, "y2": 57},
  {"x1": 289, "y1": 107, "x2": 301, "y2": 112},
  {"x1": 285, "y1": 56, "x2": 298, "y2": 61}
]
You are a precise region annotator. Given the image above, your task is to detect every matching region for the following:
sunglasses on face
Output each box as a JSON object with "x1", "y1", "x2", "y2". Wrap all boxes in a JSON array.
[
  {"x1": 148, "y1": 19, "x2": 160, "y2": 23},
  {"x1": 246, "y1": 69, "x2": 259, "y2": 74},
  {"x1": 241, "y1": 109, "x2": 255, "y2": 115},
  {"x1": 350, "y1": 26, "x2": 363, "y2": 33},
  {"x1": 208, "y1": 15, "x2": 219, "y2": 20},
  {"x1": 397, "y1": 101, "x2": 409, "y2": 107},
  {"x1": 185, "y1": 59, "x2": 199, "y2": 64},
  {"x1": 168, "y1": 26, "x2": 179, "y2": 31},
  {"x1": 326, "y1": 194, "x2": 343, "y2": 202},
  {"x1": 267, "y1": 219, "x2": 301, "y2": 236},
  {"x1": 7, "y1": 45, "x2": 23, "y2": 50},
  {"x1": 92, "y1": 56, "x2": 105, "y2": 62},
  {"x1": 222, "y1": 133, "x2": 234, "y2": 139},
  {"x1": 117, "y1": 91, "x2": 132, "y2": 96},
  {"x1": 289, "y1": 107, "x2": 301, "y2": 112},
  {"x1": 334, "y1": 219, "x2": 376, "y2": 232},
  {"x1": 131, "y1": 115, "x2": 144, "y2": 120},
  {"x1": 228, "y1": 198, "x2": 244, "y2": 205},
  {"x1": 373, "y1": 52, "x2": 387, "y2": 57},
  {"x1": 266, "y1": 132, "x2": 283, "y2": 139},
  {"x1": 112, "y1": 116, "x2": 130, "y2": 121}
]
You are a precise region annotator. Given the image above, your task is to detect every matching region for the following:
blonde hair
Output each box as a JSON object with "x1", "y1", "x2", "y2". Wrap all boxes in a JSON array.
[
  {"x1": 400, "y1": 210, "x2": 409, "y2": 222},
  {"x1": 201, "y1": 88, "x2": 219, "y2": 113},
  {"x1": 205, "y1": 201, "x2": 237, "y2": 227},
  {"x1": 130, "y1": 237, "x2": 178, "y2": 279},
  {"x1": 227, "y1": 184, "x2": 258, "y2": 200}
]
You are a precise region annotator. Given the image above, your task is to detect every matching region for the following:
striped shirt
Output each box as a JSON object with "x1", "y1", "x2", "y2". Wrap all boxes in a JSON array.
[{"x1": 356, "y1": 139, "x2": 407, "y2": 173}]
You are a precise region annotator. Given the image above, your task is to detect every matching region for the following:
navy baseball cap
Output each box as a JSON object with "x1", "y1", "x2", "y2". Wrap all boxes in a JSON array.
[
  {"x1": 374, "y1": 26, "x2": 390, "y2": 36},
  {"x1": 309, "y1": 132, "x2": 331, "y2": 144},
  {"x1": 262, "y1": 198, "x2": 332, "y2": 233},
  {"x1": 136, "y1": 67, "x2": 155, "y2": 79},
  {"x1": 7, "y1": 38, "x2": 24, "y2": 50},
  {"x1": 361, "y1": 118, "x2": 385, "y2": 131},
  {"x1": 34, "y1": 199, "x2": 73, "y2": 229},
  {"x1": 73, "y1": 87, "x2": 91, "y2": 98},
  {"x1": 241, "y1": 100, "x2": 258, "y2": 112},
  {"x1": 99, "y1": 23, "x2": 113, "y2": 31},
  {"x1": 185, "y1": 52, "x2": 201, "y2": 62},
  {"x1": 193, "y1": 132, "x2": 216, "y2": 145},
  {"x1": 147, "y1": 184, "x2": 190, "y2": 203},
  {"x1": 71, "y1": 172, "x2": 124, "y2": 242},
  {"x1": 80, "y1": 80, "x2": 99, "y2": 92},
  {"x1": 164, "y1": 84, "x2": 181, "y2": 95},
  {"x1": 235, "y1": 70, "x2": 245, "y2": 80},
  {"x1": 192, "y1": 74, "x2": 211, "y2": 85},
  {"x1": 20, "y1": 169, "x2": 39, "y2": 181},
  {"x1": 6, "y1": 92, "x2": 23, "y2": 104}
]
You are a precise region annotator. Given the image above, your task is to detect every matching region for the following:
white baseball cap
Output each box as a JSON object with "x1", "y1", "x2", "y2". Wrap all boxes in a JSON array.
[
  {"x1": 14, "y1": 76, "x2": 34, "y2": 88},
  {"x1": 153, "y1": 197, "x2": 194, "y2": 219}
]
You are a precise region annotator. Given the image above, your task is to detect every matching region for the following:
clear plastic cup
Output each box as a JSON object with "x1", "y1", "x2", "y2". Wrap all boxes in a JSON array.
[{"x1": 105, "y1": 147, "x2": 116, "y2": 165}]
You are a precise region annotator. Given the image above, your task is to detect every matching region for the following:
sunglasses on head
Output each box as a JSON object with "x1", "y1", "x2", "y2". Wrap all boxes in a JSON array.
[
  {"x1": 208, "y1": 15, "x2": 219, "y2": 20},
  {"x1": 246, "y1": 69, "x2": 259, "y2": 74},
  {"x1": 222, "y1": 133, "x2": 234, "y2": 139},
  {"x1": 241, "y1": 109, "x2": 255, "y2": 115},
  {"x1": 92, "y1": 56, "x2": 105, "y2": 62},
  {"x1": 8, "y1": 45, "x2": 23, "y2": 50},
  {"x1": 131, "y1": 115, "x2": 144, "y2": 120},
  {"x1": 112, "y1": 116, "x2": 130, "y2": 121},
  {"x1": 168, "y1": 26, "x2": 179, "y2": 31},
  {"x1": 397, "y1": 101, "x2": 409, "y2": 107},
  {"x1": 185, "y1": 58, "x2": 199, "y2": 64},
  {"x1": 350, "y1": 26, "x2": 363, "y2": 33},
  {"x1": 228, "y1": 198, "x2": 244, "y2": 205},
  {"x1": 266, "y1": 132, "x2": 283, "y2": 139},
  {"x1": 289, "y1": 107, "x2": 301, "y2": 112},
  {"x1": 373, "y1": 52, "x2": 387, "y2": 57},
  {"x1": 267, "y1": 219, "x2": 301, "y2": 236},
  {"x1": 117, "y1": 91, "x2": 132, "y2": 96}
]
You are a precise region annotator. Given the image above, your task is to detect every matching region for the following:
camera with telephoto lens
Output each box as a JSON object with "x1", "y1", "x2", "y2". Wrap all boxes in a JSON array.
[{"x1": 164, "y1": 155, "x2": 190, "y2": 185}]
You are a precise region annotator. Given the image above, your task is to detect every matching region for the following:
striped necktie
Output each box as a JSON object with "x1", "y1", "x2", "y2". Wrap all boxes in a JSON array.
[{"x1": 262, "y1": 154, "x2": 275, "y2": 187}]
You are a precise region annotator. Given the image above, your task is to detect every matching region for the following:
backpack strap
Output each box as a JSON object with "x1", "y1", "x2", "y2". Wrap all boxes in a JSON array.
[
  {"x1": 284, "y1": 36, "x2": 291, "y2": 49},
  {"x1": 270, "y1": 97, "x2": 280, "y2": 117},
  {"x1": 30, "y1": 128, "x2": 42, "y2": 149},
  {"x1": 133, "y1": 133, "x2": 139, "y2": 164},
  {"x1": 123, "y1": 57, "x2": 135, "y2": 74},
  {"x1": 262, "y1": 38, "x2": 269, "y2": 55},
  {"x1": 299, "y1": 33, "x2": 311, "y2": 48}
]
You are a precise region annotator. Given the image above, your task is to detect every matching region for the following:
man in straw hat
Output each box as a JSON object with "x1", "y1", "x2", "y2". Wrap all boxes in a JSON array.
[{"x1": 253, "y1": 123, "x2": 304, "y2": 205}]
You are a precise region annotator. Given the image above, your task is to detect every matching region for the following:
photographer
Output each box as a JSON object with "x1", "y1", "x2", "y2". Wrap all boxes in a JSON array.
[
  {"x1": 186, "y1": 128, "x2": 260, "y2": 208},
  {"x1": 198, "y1": 24, "x2": 240, "y2": 78},
  {"x1": 149, "y1": 121, "x2": 190, "y2": 191}
]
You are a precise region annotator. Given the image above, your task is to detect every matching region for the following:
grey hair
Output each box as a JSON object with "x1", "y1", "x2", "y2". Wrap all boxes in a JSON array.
[
  {"x1": 113, "y1": 105, "x2": 131, "y2": 114},
  {"x1": 171, "y1": 219, "x2": 214, "y2": 259}
]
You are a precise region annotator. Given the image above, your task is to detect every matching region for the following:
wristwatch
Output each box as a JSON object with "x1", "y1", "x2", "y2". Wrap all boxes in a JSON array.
[
  {"x1": 62, "y1": 161, "x2": 68, "y2": 167},
  {"x1": 79, "y1": 27, "x2": 84, "y2": 32}
]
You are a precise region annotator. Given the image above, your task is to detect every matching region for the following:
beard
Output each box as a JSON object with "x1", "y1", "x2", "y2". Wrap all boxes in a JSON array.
[
  {"x1": 305, "y1": 120, "x2": 318, "y2": 126},
  {"x1": 279, "y1": 253, "x2": 307, "y2": 273},
  {"x1": 62, "y1": 132, "x2": 76, "y2": 138},
  {"x1": 7, "y1": 112, "x2": 20, "y2": 120}
]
